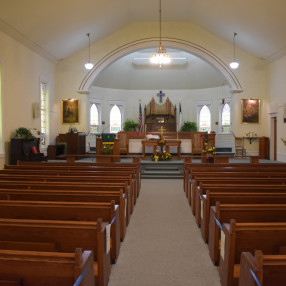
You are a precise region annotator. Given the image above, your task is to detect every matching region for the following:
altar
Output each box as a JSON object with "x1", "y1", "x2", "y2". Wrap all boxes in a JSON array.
[{"x1": 142, "y1": 139, "x2": 181, "y2": 160}]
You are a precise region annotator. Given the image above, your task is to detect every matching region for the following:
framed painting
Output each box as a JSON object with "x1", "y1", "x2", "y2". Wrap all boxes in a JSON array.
[
  {"x1": 241, "y1": 99, "x2": 260, "y2": 124},
  {"x1": 62, "y1": 99, "x2": 80, "y2": 124}
]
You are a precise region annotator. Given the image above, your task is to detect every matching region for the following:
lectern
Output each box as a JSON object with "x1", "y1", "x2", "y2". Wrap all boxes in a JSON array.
[{"x1": 96, "y1": 133, "x2": 120, "y2": 162}]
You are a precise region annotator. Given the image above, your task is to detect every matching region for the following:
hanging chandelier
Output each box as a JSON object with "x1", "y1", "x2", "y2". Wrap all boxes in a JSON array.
[
  {"x1": 150, "y1": 0, "x2": 171, "y2": 66},
  {"x1": 229, "y1": 32, "x2": 239, "y2": 69},
  {"x1": 84, "y1": 33, "x2": 94, "y2": 70}
]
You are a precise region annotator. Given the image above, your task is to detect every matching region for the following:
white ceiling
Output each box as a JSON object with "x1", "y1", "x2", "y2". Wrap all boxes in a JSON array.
[
  {"x1": 1, "y1": 0, "x2": 286, "y2": 62},
  {"x1": 93, "y1": 48, "x2": 227, "y2": 90}
]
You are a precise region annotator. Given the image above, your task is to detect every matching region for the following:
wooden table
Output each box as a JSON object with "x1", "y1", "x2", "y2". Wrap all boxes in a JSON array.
[
  {"x1": 141, "y1": 140, "x2": 181, "y2": 160},
  {"x1": 142, "y1": 140, "x2": 158, "y2": 160},
  {"x1": 166, "y1": 140, "x2": 181, "y2": 160}
]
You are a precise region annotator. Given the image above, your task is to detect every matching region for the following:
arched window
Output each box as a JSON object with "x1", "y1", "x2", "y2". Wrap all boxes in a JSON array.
[
  {"x1": 199, "y1": 105, "x2": 211, "y2": 132},
  {"x1": 40, "y1": 80, "x2": 49, "y2": 146},
  {"x1": 110, "y1": 105, "x2": 122, "y2": 133},
  {"x1": 90, "y1": 103, "x2": 99, "y2": 133},
  {"x1": 221, "y1": 103, "x2": 231, "y2": 133}
]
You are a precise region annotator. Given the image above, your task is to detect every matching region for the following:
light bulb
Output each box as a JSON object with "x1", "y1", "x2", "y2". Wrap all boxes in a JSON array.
[
  {"x1": 229, "y1": 61, "x2": 239, "y2": 69},
  {"x1": 85, "y1": 62, "x2": 94, "y2": 70}
]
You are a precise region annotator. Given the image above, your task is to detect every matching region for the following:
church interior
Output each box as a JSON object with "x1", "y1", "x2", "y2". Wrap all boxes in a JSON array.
[{"x1": 1, "y1": 1, "x2": 286, "y2": 285}]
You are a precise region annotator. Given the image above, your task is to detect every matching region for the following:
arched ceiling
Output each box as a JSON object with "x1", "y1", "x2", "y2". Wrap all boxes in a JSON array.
[
  {"x1": 92, "y1": 48, "x2": 226, "y2": 90},
  {"x1": 0, "y1": 0, "x2": 286, "y2": 62}
]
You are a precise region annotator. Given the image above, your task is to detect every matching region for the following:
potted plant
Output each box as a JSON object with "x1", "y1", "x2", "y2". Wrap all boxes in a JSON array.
[
  {"x1": 15, "y1": 127, "x2": 37, "y2": 141},
  {"x1": 180, "y1": 121, "x2": 197, "y2": 132},
  {"x1": 123, "y1": 120, "x2": 139, "y2": 132}
]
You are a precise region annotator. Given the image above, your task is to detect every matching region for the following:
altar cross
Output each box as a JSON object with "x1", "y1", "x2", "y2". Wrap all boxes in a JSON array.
[
  {"x1": 157, "y1": 90, "x2": 165, "y2": 103},
  {"x1": 159, "y1": 126, "x2": 166, "y2": 138}
]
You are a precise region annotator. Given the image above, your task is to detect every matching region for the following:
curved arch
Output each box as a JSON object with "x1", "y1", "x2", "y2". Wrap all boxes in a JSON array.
[{"x1": 78, "y1": 37, "x2": 243, "y2": 94}]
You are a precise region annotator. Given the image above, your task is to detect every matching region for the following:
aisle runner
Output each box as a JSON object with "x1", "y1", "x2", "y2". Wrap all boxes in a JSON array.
[{"x1": 108, "y1": 179, "x2": 221, "y2": 286}]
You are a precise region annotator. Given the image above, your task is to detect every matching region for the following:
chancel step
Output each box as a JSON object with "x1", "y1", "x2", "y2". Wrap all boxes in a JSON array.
[{"x1": 141, "y1": 160, "x2": 184, "y2": 179}]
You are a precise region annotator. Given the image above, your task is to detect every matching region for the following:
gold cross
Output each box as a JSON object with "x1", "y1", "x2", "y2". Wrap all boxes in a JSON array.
[{"x1": 158, "y1": 126, "x2": 166, "y2": 138}]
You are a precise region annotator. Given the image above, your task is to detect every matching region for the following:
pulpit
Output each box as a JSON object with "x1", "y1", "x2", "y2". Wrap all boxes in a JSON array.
[
  {"x1": 96, "y1": 133, "x2": 120, "y2": 162},
  {"x1": 56, "y1": 132, "x2": 86, "y2": 154}
]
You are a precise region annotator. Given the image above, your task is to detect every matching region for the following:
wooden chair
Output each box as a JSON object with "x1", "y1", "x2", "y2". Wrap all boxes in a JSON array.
[{"x1": 235, "y1": 137, "x2": 246, "y2": 155}]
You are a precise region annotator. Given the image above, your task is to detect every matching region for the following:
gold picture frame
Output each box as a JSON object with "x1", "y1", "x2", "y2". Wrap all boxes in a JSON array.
[
  {"x1": 241, "y1": 99, "x2": 260, "y2": 124},
  {"x1": 61, "y1": 99, "x2": 80, "y2": 124}
]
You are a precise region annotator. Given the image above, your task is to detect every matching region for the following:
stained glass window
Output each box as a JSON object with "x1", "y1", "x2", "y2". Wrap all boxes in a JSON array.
[
  {"x1": 199, "y1": 105, "x2": 211, "y2": 132},
  {"x1": 222, "y1": 103, "x2": 231, "y2": 133},
  {"x1": 110, "y1": 105, "x2": 121, "y2": 133},
  {"x1": 40, "y1": 82, "x2": 47, "y2": 145},
  {"x1": 90, "y1": 104, "x2": 99, "y2": 133}
]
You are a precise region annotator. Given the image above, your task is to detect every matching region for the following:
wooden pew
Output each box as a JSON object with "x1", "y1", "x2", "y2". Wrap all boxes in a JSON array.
[
  {"x1": 0, "y1": 280, "x2": 21, "y2": 286},
  {"x1": 0, "y1": 188, "x2": 127, "y2": 241},
  {"x1": 187, "y1": 171, "x2": 286, "y2": 201},
  {"x1": 219, "y1": 220, "x2": 286, "y2": 286},
  {"x1": 208, "y1": 201, "x2": 286, "y2": 265},
  {"x1": 0, "y1": 200, "x2": 120, "y2": 264},
  {"x1": 0, "y1": 169, "x2": 138, "y2": 200},
  {"x1": 239, "y1": 250, "x2": 286, "y2": 286},
  {"x1": 0, "y1": 240, "x2": 58, "y2": 252},
  {"x1": 190, "y1": 175, "x2": 286, "y2": 211},
  {"x1": 185, "y1": 166, "x2": 286, "y2": 201},
  {"x1": 8, "y1": 161, "x2": 142, "y2": 198},
  {"x1": 0, "y1": 181, "x2": 130, "y2": 228},
  {"x1": 0, "y1": 218, "x2": 110, "y2": 286},
  {"x1": 184, "y1": 164, "x2": 286, "y2": 195},
  {"x1": 0, "y1": 173, "x2": 136, "y2": 212},
  {"x1": 0, "y1": 248, "x2": 95, "y2": 286},
  {"x1": 196, "y1": 183, "x2": 286, "y2": 224}
]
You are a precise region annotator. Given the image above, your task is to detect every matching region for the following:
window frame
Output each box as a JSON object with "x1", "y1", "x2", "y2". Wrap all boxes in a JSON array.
[
  {"x1": 218, "y1": 97, "x2": 232, "y2": 135},
  {"x1": 196, "y1": 100, "x2": 212, "y2": 133},
  {"x1": 108, "y1": 100, "x2": 125, "y2": 134},
  {"x1": 40, "y1": 77, "x2": 49, "y2": 148},
  {"x1": 87, "y1": 97, "x2": 102, "y2": 134},
  {"x1": 0, "y1": 61, "x2": 3, "y2": 156}
]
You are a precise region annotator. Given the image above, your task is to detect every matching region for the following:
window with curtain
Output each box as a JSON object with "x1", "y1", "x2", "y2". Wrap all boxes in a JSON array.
[
  {"x1": 110, "y1": 105, "x2": 122, "y2": 133},
  {"x1": 221, "y1": 103, "x2": 231, "y2": 134},
  {"x1": 199, "y1": 105, "x2": 211, "y2": 132}
]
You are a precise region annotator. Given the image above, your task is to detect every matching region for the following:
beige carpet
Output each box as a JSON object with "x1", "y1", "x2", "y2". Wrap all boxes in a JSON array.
[{"x1": 108, "y1": 179, "x2": 221, "y2": 286}]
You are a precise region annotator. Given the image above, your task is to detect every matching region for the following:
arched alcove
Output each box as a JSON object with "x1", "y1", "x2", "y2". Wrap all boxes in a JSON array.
[{"x1": 78, "y1": 37, "x2": 243, "y2": 94}]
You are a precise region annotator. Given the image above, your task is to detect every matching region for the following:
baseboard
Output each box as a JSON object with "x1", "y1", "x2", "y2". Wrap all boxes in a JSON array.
[
  {"x1": 277, "y1": 152, "x2": 286, "y2": 163},
  {"x1": 245, "y1": 150, "x2": 259, "y2": 156}
]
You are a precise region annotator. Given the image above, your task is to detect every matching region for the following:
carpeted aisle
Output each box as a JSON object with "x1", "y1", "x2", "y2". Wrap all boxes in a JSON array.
[{"x1": 108, "y1": 179, "x2": 221, "y2": 286}]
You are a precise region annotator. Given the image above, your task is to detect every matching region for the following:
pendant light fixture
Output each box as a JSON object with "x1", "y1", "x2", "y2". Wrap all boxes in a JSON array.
[
  {"x1": 229, "y1": 32, "x2": 239, "y2": 69},
  {"x1": 150, "y1": 0, "x2": 171, "y2": 67},
  {"x1": 84, "y1": 33, "x2": 94, "y2": 70}
]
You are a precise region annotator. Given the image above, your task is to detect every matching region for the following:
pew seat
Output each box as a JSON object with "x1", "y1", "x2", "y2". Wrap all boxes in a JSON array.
[
  {"x1": 219, "y1": 220, "x2": 286, "y2": 286},
  {"x1": 0, "y1": 248, "x2": 94, "y2": 286},
  {"x1": 239, "y1": 250, "x2": 286, "y2": 286}
]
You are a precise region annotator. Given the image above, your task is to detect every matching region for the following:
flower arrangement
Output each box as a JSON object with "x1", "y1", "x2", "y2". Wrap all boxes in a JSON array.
[
  {"x1": 151, "y1": 151, "x2": 172, "y2": 161},
  {"x1": 158, "y1": 137, "x2": 166, "y2": 145},
  {"x1": 102, "y1": 144, "x2": 113, "y2": 155},
  {"x1": 203, "y1": 143, "x2": 216, "y2": 157}
]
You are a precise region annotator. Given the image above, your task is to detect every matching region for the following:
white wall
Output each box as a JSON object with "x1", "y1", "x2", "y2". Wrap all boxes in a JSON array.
[
  {"x1": 0, "y1": 30, "x2": 56, "y2": 166},
  {"x1": 269, "y1": 55, "x2": 286, "y2": 162},
  {"x1": 56, "y1": 21, "x2": 269, "y2": 156}
]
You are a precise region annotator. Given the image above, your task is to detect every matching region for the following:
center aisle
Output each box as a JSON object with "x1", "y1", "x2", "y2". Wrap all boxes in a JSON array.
[{"x1": 108, "y1": 179, "x2": 221, "y2": 286}]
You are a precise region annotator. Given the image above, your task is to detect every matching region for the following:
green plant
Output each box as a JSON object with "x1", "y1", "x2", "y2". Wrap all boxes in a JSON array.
[
  {"x1": 180, "y1": 121, "x2": 197, "y2": 132},
  {"x1": 15, "y1": 127, "x2": 37, "y2": 141},
  {"x1": 123, "y1": 119, "x2": 139, "y2": 132}
]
